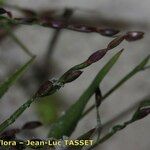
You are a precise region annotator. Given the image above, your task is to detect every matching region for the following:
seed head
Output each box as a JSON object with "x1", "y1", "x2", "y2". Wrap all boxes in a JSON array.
[
  {"x1": 62, "y1": 70, "x2": 83, "y2": 83},
  {"x1": 86, "y1": 49, "x2": 107, "y2": 64},
  {"x1": 42, "y1": 19, "x2": 66, "y2": 29},
  {"x1": 35, "y1": 80, "x2": 53, "y2": 98},
  {"x1": 107, "y1": 36, "x2": 125, "y2": 50},
  {"x1": 98, "y1": 28, "x2": 120, "y2": 37},
  {"x1": 67, "y1": 24, "x2": 94, "y2": 33},
  {"x1": 125, "y1": 31, "x2": 144, "y2": 41}
]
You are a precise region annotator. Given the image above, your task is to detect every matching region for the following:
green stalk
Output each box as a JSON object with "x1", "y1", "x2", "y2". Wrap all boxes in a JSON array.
[
  {"x1": 82, "y1": 55, "x2": 150, "y2": 118},
  {"x1": 3, "y1": 24, "x2": 35, "y2": 57},
  {"x1": 0, "y1": 98, "x2": 35, "y2": 132}
]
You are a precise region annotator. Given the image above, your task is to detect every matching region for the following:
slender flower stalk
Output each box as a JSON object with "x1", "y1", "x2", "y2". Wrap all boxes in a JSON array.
[
  {"x1": 0, "y1": 29, "x2": 145, "y2": 133},
  {"x1": 2, "y1": 24, "x2": 35, "y2": 57},
  {"x1": 0, "y1": 10, "x2": 145, "y2": 40},
  {"x1": 86, "y1": 97, "x2": 150, "y2": 150},
  {"x1": 0, "y1": 34, "x2": 126, "y2": 133},
  {"x1": 94, "y1": 87, "x2": 103, "y2": 141},
  {"x1": 0, "y1": 15, "x2": 119, "y2": 36},
  {"x1": 0, "y1": 98, "x2": 34, "y2": 132},
  {"x1": 46, "y1": 8, "x2": 74, "y2": 58}
]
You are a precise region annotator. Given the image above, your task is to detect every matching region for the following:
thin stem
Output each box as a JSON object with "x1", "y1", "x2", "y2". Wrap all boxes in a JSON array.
[
  {"x1": 3, "y1": 25, "x2": 35, "y2": 57},
  {"x1": 88, "y1": 121, "x2": 132, "y2": 150},
  {"x1": 94, "y1": 87, "x2": 102, "y2": 141},
  {"x1": 46, "y1": 8, "x2": 73, "y2": 58},
  {"x1": 0, "y1": 98, "x2": 35, "y2": 132},
  {"x1": 9, "y1": 31, "x2": 34, "y2": 57},
  {"x1": 82, "y1": 56, "x2": 150, "y2": 118},
  {"x1": 0, "y1": 15, "x2": 120, "y2": 37},
  {"x1": 46, "y1": 29, "x2": 61, "y2": 58},
  {"x1": 94, "y1": 108, "x2": 102, "y2": 141}
]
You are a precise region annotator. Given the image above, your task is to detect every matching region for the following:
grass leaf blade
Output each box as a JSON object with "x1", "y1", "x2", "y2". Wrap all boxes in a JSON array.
[
  {"x1": 0, "y1": 56, "x2": 35, "y2": 99},
  {"x1": 82, "y1": 55, "x2": 150, "y2": 118},
  {"x1": 103, "y1": 55, "x2": 150, "y2": 100},
  {"x1": 48, "y1": 50, "x2": 123, "y2": 139}
]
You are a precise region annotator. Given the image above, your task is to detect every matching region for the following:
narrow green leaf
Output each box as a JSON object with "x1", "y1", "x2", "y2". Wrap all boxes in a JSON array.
[
  {"x1": 82, "y1": 55, "x2": 150, "y2": 118},
  {"x1": 48, "y1": 50, "x2": 123, "y2": 139},
  {"x1": 2, "y1": 24, "x2": 35, "y2": 57},
  {"x1": 0, "y1": 56, "x2": 35, "y2": 99},
  {"x1": 103, "y1": 55, "x2": 150, "y2": 99}
]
